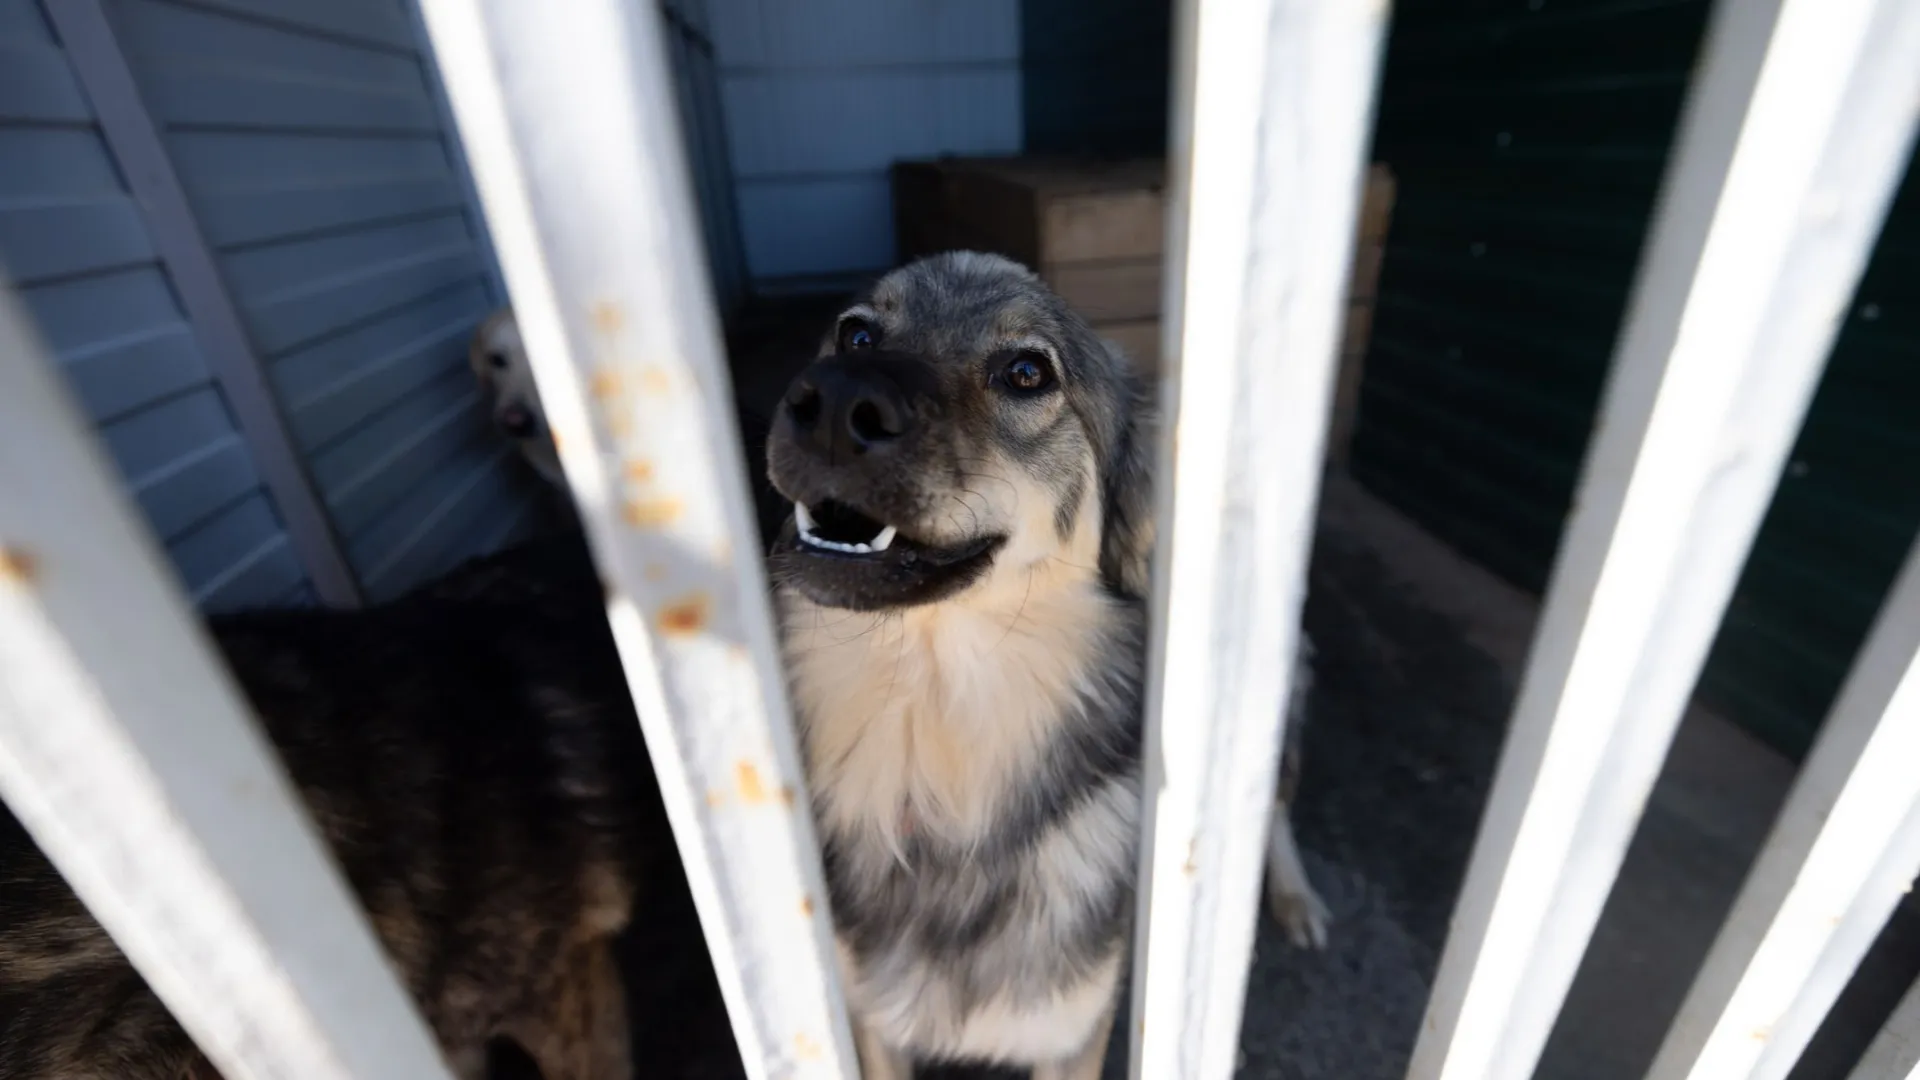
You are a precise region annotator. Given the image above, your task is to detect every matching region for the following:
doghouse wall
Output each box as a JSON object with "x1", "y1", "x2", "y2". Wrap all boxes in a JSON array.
[
  {"x1": 1350, "y1": 0, "x2": 1920, "y2": 758},
  {"x1": 705, "y1": 0, "x2": 1024, "y2": 293},
  {"x1": 0, "y1": 0, "x2": 547, "y2": 608}
]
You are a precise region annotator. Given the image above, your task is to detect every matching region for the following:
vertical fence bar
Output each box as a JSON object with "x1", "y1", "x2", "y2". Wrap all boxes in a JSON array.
[
  {"x1": 411, "y1": 2, "x2": 857, "y2": 1077},
  {"x1": 1404, "y1": 0, "x2": 1920, "y2": 1076},
  {"x1": 1128, "y1": 0, "x2": 1387, "y2": 1076},
  {"x1": 0, "y1": 287, "x2": 451, "y2": 1079},
  {"x1": 1851, "y1": 976, "x2": 1920, "y2": 1080},
  {"x1": 1646, "y1": 538, "x2": 1920, "y2": 1080}
]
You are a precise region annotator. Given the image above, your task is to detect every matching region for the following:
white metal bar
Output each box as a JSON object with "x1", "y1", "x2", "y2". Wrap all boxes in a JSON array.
[
  {"x1": 1406, "y1": 0, "x2": 1920, "y2": 1075},
  {"x1": 1647, "y1": 537, "x2": 1920, "y2": 1080},
  {"x1": 1852, "y1": 976, "x2": 1920, "y2": 1080},
  {"x1": 412, "y1": 3, "x2": 857, "y2": 1078},
  {"x1": 0, "y1": 290, "x2": 450, "y2": 1077},
  {"x1": 45, "y1": 0, "x2": 364, "y2": 608},
  {"x1": 1127, "y1": 0, "x2": 1387, "y2": 1075}
]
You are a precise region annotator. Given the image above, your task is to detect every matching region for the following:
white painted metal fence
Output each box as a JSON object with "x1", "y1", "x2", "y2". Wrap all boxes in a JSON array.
[{"x1": 0, "y1": 0, "x2": 1916, "y2": 1080}]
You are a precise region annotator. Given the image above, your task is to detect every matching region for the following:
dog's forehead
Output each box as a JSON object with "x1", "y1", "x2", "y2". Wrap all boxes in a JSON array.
[{"x1": 868, "y1": 254, "x2": 1057, "y2": 357}]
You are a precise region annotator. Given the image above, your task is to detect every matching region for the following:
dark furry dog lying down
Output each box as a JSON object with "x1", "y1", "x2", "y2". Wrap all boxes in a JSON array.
[{"x1": 0, "y1": 534, "x2": 698, "y2": 1080}]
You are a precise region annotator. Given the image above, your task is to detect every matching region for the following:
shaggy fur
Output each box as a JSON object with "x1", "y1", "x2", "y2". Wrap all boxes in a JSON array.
[
  {"x1": 763, "y1": 252, "x2": 1325, "y2": 1080},
  {"x1": 0, "y1": 535, "x2": 669, "y2": 1080}
]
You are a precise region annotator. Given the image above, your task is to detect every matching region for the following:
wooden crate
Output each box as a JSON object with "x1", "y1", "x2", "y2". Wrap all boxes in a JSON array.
[{"x1": 891, "y1": 157, "x2": 1394, "y2": 392}]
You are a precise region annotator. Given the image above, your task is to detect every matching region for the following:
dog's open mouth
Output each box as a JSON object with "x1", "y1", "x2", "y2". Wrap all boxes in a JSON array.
[
  {"x1": 774, "y1": 498, "x2": 1004, "y2": 611},
  {"x1": 794, "y1": 500, "x2": 898, "y2": 555}
]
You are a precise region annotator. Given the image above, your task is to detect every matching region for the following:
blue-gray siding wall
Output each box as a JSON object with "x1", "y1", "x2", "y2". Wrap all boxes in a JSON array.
[
  {"x1": 708, "y1": 0, "x2": 1023, "y2": 291},
  {"x1": 662, "y1": 0, "x2": 749, "y2": 316},
  {"x1": 98, "y1": 0, "x2": 538, "y2": 604},
  {"x1": 0, "y1": 0, "x2": 312, "y2": 610}
]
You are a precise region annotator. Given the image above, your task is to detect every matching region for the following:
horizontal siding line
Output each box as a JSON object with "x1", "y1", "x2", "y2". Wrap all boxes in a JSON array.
[
  {"x1": 286, "y1": 312, "x2": 476, "y2": 421},
  {"x1": 1354, "y1": 419, "x2": 1573, "y2": 536},
  {"x1": 0, "y1": 192, "x2": 156, "y2": 212},
  {"x1": 1394, "y1": 195, "x2": 1655, "y2": 232},
  {"x1": 122, "y1": 63, "x2": 429, "y2": 97},
  {"x1": 717, "y1": 58, "x2": 1019, "y2": 78},
  {"x1": 1387, "y1": 243, "x2": 1628, "y2": 299},
  {"x1": 1390, "y1": 0, "x2": 1701, "y2": 49},
  {"x1": 55, "y1": 318, "x2": 197, "y2": 365},
  {"x1": 1385, "y1": 140, "x2": 1672, "y2": 164},
  {"x1": 215, "y1": 202, "x2": 472, "y2": 256},
  {"x1": 0, "y1": 116, "x2": 100, "y2": 134},
  {"x1": 1374, "y1": 298, "x2": 1613, "y2": 369},
  {"x1": 195, "y1": 170, "x2": 458, "y2": 200},
  {"x1": 360, "y1": 442, "x2": 510, "y2": 590},
  {"x1": 1362, "y1": 377, "x2": 1583, "y2": 490},
  {"x1": 1367, "y1": 334, "x2": 1600, "y2": 432},
  {"x1": 1772, "y1": 474, "x2": 1920, "y2": 540},
  {"x1": 163, "y1": 119, "x2": 444, "y2": 140},
  {"x1": 122, "y1": 427, "x2": 245, "y2": 492},
  {"x1": 1386, "y1": 72, "x2": 1690, "y2": 101},
  {"x1": 261, "y1": 272, "x2": 487, "y2": 361},
  {"x1": 1718, "y1": 603, "x2": 1856, "y2": 684},
  {"x1": 143, "y1": 0, "x2": 418, "y2": 59},
  {"x1": 186, "y1": 528, "x2": 290, "y2": 605},
  {"x1": 246, "y1": 236, "x2": 475, "y2": 308},
  {"x1": 322, "y1": 384, "x2": 480, "y2": 510},
  {"x1": 152, "y1": 469, "x2": 265, "y2": 547},
  {"x1": 732, "y1": 168, "x2": 890, "y2": 187},
  {"x1": 4, "y1": 254, "x2": 167, "y2": 293},
  {"x1": 165, "y1": 128, "x2": 446, "y2": 152}
]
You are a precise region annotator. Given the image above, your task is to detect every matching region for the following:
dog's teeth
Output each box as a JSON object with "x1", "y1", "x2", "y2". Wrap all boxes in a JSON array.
[
  {"x1": 794, "y1": 502, "x2": 816, "y2": 536},
  {"x1": 869, "y1": 525, "x2": 898, "y2": 552}
]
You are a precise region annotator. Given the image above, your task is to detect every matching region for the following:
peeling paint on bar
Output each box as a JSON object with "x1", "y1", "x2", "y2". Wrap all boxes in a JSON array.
[
  {"x1": 411, "y1": 2, "x2": 858, "y2": 1077},
  {"x1": 1127, "y1": 0, "x2": 1387, "y2": 1077}
]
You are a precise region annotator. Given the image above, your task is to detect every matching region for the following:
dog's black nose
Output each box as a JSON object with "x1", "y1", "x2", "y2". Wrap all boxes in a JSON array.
[
  {"x1": 497, "y1": 404, "x2": 537, "y2": 438},
  {"x1": 784, "y1": 357, "x2": 919, "y2": 458}
]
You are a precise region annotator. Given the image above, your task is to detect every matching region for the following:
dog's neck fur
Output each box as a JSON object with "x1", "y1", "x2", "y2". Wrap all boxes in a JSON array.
[{"x1": 781, "y1": 483, "x2": 1114, "y2": 856}]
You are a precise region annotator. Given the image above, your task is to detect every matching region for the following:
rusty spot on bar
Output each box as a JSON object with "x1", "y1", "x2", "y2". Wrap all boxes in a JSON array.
[
  {"x1": 550, "y1": 428, "x2": 565, "y2": 454},
  {"x1": 799, "y1": 896, "x2": 815, "y2": 918},
  {"x1": 606, "y1": 411, "x2": 633, "y2": 438},
  {"x1": 794, "y1": 1033, "x2": 824, "y2": 1061},
  {"x1": 779, "y1": 786, "x2": 796, "y2": 808},
  {"x1": 591, "y1": 301, "x2": 624, "y2": 335},
  {"x1": 623, "y1": 499, "x2": 683, "y2": 527},
  {"x1": 658, "y1": 593, "x2": 708, "y2": 635},
  {"x1": 639, "y1": 366, "x2": 672, "y2": 395},
  {"x1": 589, "y1": 370, "x2": 623, "y2": 399},
  {"x1": 0, "y1": 548, "x2": 37, "y2": 585},
  {"x1": 705, "y1": 790, "x2": 726, "y2": 808},
  {"x1": 624, "y1": 460, "x2": 654, "y2": 482},
  {"x1": 737, "y1": 761, "x2": 769, "y2": 803}
]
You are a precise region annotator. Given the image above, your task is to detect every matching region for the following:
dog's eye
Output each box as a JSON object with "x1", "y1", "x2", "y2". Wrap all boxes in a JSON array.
[
  {"x1": 487, "y1": 351, "x2": 510, "y2": 371},
  {"x1": 838, "y1": 318, "x2": 877, "y2": 352},
  {"x1": 1001, "y1": 351, "x2": 1056, "y2": 393}
]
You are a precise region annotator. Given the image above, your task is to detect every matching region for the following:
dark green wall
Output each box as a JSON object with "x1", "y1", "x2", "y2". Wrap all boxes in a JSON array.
[
  {"x1": 1353, "y1": 0, "x2": 1920, "y2": 757},
  {"x1": 1014, "y1": 0, "x2": 1920, "y2": 758},
  {"x1": 1021, "y1": 0, "x2": 1171, "y2": 157}
]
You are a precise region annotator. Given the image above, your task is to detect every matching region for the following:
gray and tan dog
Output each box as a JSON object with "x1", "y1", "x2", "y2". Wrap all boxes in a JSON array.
[{"x1": 765, "y1": 252, "x2": 1326, "y2": 1079}]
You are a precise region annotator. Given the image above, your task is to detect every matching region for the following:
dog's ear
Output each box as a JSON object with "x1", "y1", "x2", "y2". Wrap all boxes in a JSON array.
[{"x1": 1098, "y1": 367, "x2": 1158, "y2": 601}]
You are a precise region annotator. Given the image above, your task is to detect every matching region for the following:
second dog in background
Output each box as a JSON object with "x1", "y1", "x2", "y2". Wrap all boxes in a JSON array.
[{"x1": 470, "y1": 308, "x2": 564, "y2": 486}]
